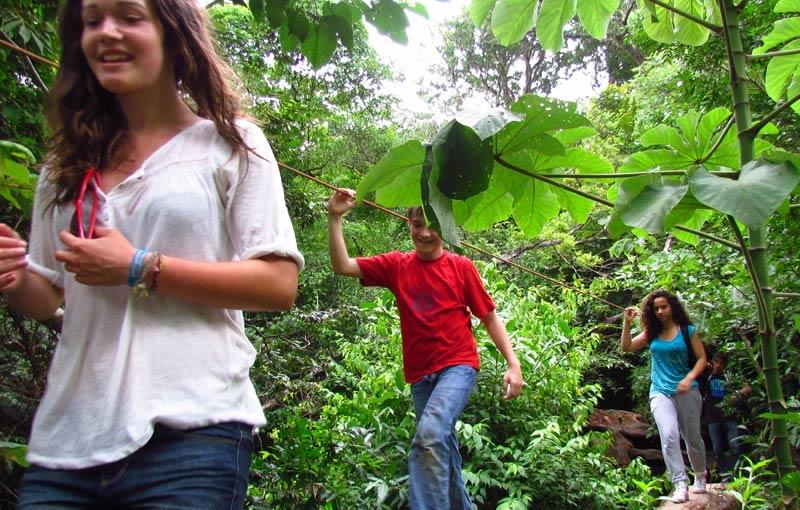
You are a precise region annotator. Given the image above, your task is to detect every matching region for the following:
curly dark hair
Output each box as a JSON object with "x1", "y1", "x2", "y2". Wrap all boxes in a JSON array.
[
  {"x1": 44, "y1": 0, "x2": 247, "y2": 204},
  {"x1": 640, "y1": 289, "x2": 691, "y2": 342}
]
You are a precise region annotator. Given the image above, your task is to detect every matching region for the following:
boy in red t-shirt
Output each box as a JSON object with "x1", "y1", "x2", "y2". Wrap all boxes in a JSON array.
[{"x1": 327, "y1": 189, "x2": 524, "y2": 510}]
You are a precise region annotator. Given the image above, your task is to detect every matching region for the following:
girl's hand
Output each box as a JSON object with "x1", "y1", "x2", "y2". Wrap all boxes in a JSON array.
[
  {"x1": 623, "y1": 306, "x2": 638, "y2": 324},
  {"x1": 55, "y1": 227, "x2": 135, "y2": 286},
  {"x1": 327, "y1": 189, "x2": 356, "y2": 217},
  {"x1": 676, "y1": 377, "x2": 692, "y2": 395},
  {"x1": 0, "y1": 224, "x2": 29, "y2": 292}
]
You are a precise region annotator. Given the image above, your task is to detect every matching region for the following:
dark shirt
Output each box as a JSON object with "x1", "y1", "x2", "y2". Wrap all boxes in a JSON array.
[{"x1": 704, "y1": 373, "x2": 733, "y2": 423}]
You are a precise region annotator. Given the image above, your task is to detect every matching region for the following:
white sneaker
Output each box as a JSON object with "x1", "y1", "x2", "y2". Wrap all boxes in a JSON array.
[
  {"x1": 672, "y1": 481, "x2": 689, "y2": 503},
  {"x1": 691, "y1": 474, "x2": 706, "y2": 494}
]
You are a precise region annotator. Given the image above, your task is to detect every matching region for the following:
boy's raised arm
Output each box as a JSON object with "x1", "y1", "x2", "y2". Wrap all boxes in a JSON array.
[
  {"x1": 327, "y1": 189, "x2": 363, "y2": 279},
  {"x1": 481, "y1": 310, "x2": 524, "y2": 399}
]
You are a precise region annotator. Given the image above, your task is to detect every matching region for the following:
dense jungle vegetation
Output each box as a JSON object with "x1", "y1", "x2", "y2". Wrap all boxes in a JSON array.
[{"x1": 1, "y1": 0, "x2": 799, "y2": 508}]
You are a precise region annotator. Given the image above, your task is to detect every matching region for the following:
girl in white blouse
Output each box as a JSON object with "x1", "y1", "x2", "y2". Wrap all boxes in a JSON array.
[{"x1": 0, "y1": 0, "x2": 303, "y2": 507}]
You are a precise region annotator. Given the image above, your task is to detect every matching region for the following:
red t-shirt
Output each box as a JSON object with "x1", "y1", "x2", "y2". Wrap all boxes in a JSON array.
[{"x1": 356, "y1": 250, "x2": 495, "y2": 384}]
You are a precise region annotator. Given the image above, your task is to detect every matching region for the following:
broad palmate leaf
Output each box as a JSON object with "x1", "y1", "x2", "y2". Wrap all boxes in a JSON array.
[{"x1": 688, "y1": 159, "x2": 800, "y2": 227}]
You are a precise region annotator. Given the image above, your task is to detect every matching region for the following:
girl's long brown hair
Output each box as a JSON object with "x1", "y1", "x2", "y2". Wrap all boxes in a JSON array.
[
  {"x1": 45, "y1": 0, "x2": 247, "y2": 204},
  {"x1": 640, "y1": 289, "x2": 691, "y2": 342}
]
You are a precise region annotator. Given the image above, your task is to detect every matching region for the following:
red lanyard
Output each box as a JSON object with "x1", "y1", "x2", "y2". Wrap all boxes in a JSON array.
[{"x1": 74, "y1": 168, "x2": 102, "y2": 239}]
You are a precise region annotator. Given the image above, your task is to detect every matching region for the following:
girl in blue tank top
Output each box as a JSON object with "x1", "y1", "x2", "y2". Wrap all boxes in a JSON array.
[{"x1": 621, "y1": 290, "x2": 707, "y2": 503}]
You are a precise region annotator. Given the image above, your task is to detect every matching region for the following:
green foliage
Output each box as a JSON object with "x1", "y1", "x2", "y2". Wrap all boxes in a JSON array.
[
  {"x1": 0, "y1": 441, "x2": 28, "y2": 468},
  {"x1": 725, "y1": 457, "x2": 782, "y2": 510},
  {"x1": 0, "y1": 140, "x2": 37, "y2": 215},
  {"x1": 243, "y1": 0, "x2": 423, "y2": 69}
]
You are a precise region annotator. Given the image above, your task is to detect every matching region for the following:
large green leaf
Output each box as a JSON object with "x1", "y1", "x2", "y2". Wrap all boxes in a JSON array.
[
  {"x1": 356, "y1": 140, "x2": 425, "y2": 200},
  {"x1": 324, "y1": 14, "x2": 355, "y2": 50},
  {"x1": 552, "y1": 126, "x2": 598, "y2": 146},
  {"x1": 452, "y1": 185, "x2": 514, "y2": 231},
  {"x1": 421, "y1": 146, "x2": 461, "y2": 247},
  {"x1": 495, "y1": 95, "x2": 590, "y2": 156},
  {"x1": 513, "y1": 179, "x2": 560, "y2": 237},
  {"x1": 752, "y1": 17, "x2": 800, "y2": 55},
  {"x1": 552, "y1": 186, "x2": 594, "y2": 223},
  {"x1": 432, "y1": 120, "x2": 494, "y2": 200},
  {"x1": 620, "y1": 150, "x2": 695, "y2": 172},
  {"x1": 368, "y1": 0, "x2": 410, "y2": 44},
  {"x1": 688, "y1": 159, "x2": 800, "y2": 227},
  {"x1": 624, "y1": 108, "x2": 741, "y2": 171},
  {"x1": 537, "y1": 0, "x2": 577, "y2": 51},
  {"x1": 613, "y1": 175, "x2": 689, "y2": 234},
  {"x1": 491, "y1": 0, "x2": 538, "y2": 46},
  {"x1": 301, "y1": 22, "x2": 338, "y2": 69},
  {"x1": 576, "y1": 0, "x2": 620, "y2": 39},
  {"x1": 776, "y1": 0, "x2": 800, "y2": 12},
  {"x1": 375, "y1": 165, "x2": 423, "y2": 207},
  {"x1": 249, "y1": 0, "x2": 265, "y2": 22},
  {"x1": 765, "y1": 39, "x2": 800, "y2": 113},
  {"x1": 470, "y1": 0, "x2": 497, "y2": 26},
  {"x1": 673, "y1": 0, "x2": 711, "y2": 46},
  {"x1": 670, "y1": 209, "x2": 712, "y2": 245},
  {"x1": 457, "y1": 109, "x2": 525, "y2": 140},
  {"x1": 641, "y1": 2, "x2": 676, "y2": 44}
]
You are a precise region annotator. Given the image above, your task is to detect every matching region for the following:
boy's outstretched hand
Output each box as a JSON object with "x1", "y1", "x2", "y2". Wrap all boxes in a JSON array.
[{"x1": 328, "y1": 189, "x2": 357, "y2": 217}]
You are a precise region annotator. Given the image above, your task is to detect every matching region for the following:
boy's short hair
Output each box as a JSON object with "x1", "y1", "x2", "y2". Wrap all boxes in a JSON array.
[
  {"x1": 407, "y1": 207, "x2": 424, "y2": 221},
  {"x1": 712, "y1": 351, "x2": 728, "y2": 364}
]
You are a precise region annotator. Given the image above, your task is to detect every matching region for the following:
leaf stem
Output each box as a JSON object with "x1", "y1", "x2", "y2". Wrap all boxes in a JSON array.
[
  {"x1": 646, "y1": 0, "x2": 723, "y2": 32},
  {"x1": 748, "y1": 91, "x2": 800, "y2": 135}
]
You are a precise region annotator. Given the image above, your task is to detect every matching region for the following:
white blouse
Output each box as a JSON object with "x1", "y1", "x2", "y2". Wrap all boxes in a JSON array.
[{"x1": 25, "y1": 119, "x2": 303, "y2": 469}]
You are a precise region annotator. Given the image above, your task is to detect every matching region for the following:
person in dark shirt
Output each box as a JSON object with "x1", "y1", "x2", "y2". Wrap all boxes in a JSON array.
[{"x1": 703, "y1": 351, "x2": 751, "y2": 480}]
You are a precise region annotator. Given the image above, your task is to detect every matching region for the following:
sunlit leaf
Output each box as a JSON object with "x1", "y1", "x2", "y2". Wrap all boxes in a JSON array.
[
  {"x1": 673, "y1": 0, "x2": 711, "y2": 46},
  {"x1": 452, "y1": 186, "x2": 514, "y2": 231},
  {"x1": 513, "y1": 179, "x2": 560, "y2": 237},
  {"x1": 491, "y1": 0, "x2": 538, "y2": 46},
  {"x1": 356, "y1": 140, "x2": 425, "y2": 199},
  {"x1": 470, "y1": 0, "x2": 497, "y2": 25},
  {"x1": 576, "y1": 0, "x2": 620, "y2": 39},
  {"x1": 536, "y1": 0, "x2": 577, "y2": 51},
  {"x1": 765, "y1": 40, "x2": 800, "y2": 112},
  {"x1": 753, "y1": 17, "x2": 800, "y2": 55}
]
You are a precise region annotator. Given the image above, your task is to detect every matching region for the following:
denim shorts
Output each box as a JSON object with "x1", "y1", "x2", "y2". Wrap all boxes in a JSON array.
[{"x1": 17, "y1": 421, "x2": 254, "y2": 509}]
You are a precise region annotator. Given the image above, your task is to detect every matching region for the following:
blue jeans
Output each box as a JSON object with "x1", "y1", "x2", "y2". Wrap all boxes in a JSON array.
[
  {"x1": 409, "y1": 364, "x2": 477, "y2": 510},
  {"x1": 17, "y1": 421, "x2": 253, "y2": 509},
  {"x1": 708, "y1": 420, "x2": 742, "y2": 474}
]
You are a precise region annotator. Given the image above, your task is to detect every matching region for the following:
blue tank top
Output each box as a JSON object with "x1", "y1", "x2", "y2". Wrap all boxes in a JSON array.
[{"x1": 649, "y1": 324, "x2": 697, "y2": 397}]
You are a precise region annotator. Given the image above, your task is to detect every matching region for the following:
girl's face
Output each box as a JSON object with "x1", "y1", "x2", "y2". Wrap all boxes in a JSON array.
[
  {"x1": 80, "y1": 0, "x2": 172, "y2": 97},
  {"x1": 652, "y1": 296, "x2": 672, "y2": 324}
]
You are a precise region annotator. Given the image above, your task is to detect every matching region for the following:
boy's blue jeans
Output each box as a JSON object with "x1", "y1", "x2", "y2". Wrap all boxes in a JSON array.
[
  {"x1": 17, "y1": 421, "x2": 253, "y2": 509},
  {"x1": 708, "y1": 420, "x2": 742, "y2": 474},
  {"x1": 409, "y1": 364, "x2": 477, "y2": 510}
]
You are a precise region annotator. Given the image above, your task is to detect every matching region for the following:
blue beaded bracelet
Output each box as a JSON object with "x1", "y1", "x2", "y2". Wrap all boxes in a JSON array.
[{"x1": 128, "y1": 249, "x2": 148, "y2": 287}]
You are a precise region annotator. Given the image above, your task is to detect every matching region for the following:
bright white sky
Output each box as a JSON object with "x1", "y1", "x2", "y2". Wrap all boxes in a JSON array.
[{"x1": 366, "y1": 0, "x2": 600, "y2": 117}]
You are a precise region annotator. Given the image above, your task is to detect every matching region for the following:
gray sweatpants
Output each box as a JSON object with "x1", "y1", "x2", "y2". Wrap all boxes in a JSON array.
[{"x1": 650, "y1": 388, "x2": 707, "y2": 484}]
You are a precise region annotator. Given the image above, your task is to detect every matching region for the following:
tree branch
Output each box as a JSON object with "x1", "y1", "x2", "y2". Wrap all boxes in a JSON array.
[
  {"x1": 748, "y1": 48, "x2": 800, "y2": 60},
  {"x1": 748, "y1": 91, "x2": 800, "y2": 135}
]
